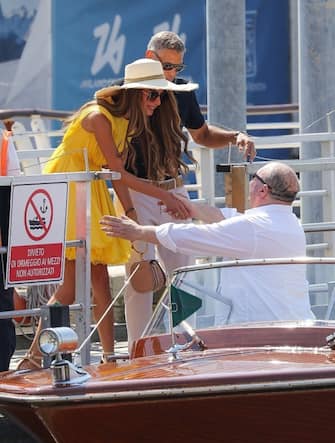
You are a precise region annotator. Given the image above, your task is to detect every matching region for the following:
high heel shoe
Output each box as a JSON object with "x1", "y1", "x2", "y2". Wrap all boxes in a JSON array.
[
  {"x1": 100, "y1": 352, "x2": 129, "y2": 364},
  {"x1": 100, "y1": 352, "x2": 116, "y2": 364}
]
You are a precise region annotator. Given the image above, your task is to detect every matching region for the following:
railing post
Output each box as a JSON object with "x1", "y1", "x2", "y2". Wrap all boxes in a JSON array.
[
  {"x1": 199, "y1": 147, "x2": 216, "y2": 206},
  {"x1": 74, "y1": 179, "x2": 91, "y2": 365},
  {"x1": 321, "y1": 116, "x2": 335, "y2": 256}
]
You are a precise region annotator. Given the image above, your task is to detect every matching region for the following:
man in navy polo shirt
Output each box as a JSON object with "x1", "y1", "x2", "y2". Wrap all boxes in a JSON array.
[{"x1": 146, "y1": 31, "x2": 255, "y2": 157}]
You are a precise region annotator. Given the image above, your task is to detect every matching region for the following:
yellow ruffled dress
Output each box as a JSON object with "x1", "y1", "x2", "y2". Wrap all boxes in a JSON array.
[{"x1": 43, "y1": 104, "x2": 131, "y2": 265}]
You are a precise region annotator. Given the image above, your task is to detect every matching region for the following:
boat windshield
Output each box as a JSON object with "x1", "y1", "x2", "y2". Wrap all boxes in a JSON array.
[{"x1": 142, "y1": 257, "x2": 335, "y2": 339}]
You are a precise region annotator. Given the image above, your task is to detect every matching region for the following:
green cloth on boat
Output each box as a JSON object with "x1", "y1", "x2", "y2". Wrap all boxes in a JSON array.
[{"x1": 171, "y1": 285, "x2": 202, "y2": 327}]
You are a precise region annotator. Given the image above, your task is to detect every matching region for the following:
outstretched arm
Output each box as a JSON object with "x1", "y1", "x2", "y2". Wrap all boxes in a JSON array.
[
  {"x1": 100, "y1": 215, "x2": 159, "y2": 244},
  {"x1": 84, "y1": 111, "x2": 192, "y2": 219},
  {"x1": 167, "y1": 194, "x2": 225, "y2": 223}
]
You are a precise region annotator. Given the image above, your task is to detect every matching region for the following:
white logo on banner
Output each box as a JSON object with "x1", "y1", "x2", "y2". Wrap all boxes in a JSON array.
[
  {"x1": 91, "y1": 15, "x2": 125, "y2": 75},
  {"x1": 246, "y1": 11, "x2": 257, "y2": 78},
  {"x1": 82, "y1": 12, "x2": 186, "y2": 91},
  {"x1": 153, "y1": 14, "x2": 186, "y2": 44}
]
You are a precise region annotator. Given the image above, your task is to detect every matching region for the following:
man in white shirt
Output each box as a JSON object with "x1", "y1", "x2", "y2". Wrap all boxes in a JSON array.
[{"x1": 101, "y1": 162, "x2": 315, "y2": 343}]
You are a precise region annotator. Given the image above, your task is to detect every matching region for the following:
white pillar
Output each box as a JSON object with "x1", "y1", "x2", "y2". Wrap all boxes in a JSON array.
[
  {"x1": 299, "y1": 0, "x2": 335, "y2": 257},
  {"x1": 206, "y1": 0, "x2": 247, "y2": 196}
]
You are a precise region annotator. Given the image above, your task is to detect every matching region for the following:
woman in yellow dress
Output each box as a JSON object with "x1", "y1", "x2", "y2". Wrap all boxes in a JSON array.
[{"x1": 18, "y1": 58, "x2": 198, "y2": 368}]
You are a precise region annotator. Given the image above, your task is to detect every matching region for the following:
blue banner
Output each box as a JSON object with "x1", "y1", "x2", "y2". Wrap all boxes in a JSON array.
[
  {"x1": 246, "y1": 0, "x2": 292, "y2": 159},
  {"x1": 246, "y1": 0, "x2": 290, "y2": 107},
  {"x1": 52, "y1": 0, "x2": 206, "y2": 111}
]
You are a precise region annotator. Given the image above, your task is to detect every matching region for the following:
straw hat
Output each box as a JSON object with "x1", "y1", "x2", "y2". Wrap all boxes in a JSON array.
[{"x1": 95, "y1": 58, "x2": 198, "y2": 98}]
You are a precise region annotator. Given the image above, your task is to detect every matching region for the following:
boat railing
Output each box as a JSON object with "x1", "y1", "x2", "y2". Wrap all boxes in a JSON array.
[{"x1": 170, "y1": 255, "x2": 335, "y2": 309}]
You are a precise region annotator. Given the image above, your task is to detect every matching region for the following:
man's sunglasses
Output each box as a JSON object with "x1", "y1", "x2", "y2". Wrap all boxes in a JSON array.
[
  {"x1": 145, "y1": 90, "x2": 167, "y2": 102},
  {"x1": 251, "y1": 173, "x2": 272, "y2": 189},
  {"x1": 153, "y1": 51, "x2": 186, "y2": 73},
  {"x1": 251, "y1": 172, "x2": 297, "y2": 202},
  {"x1": 161, "y1": 62, "x2": 186, "y2": 73}
]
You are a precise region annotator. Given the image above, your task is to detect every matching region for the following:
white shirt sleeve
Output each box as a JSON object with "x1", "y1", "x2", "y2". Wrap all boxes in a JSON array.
[
  {"x1": 220, "y1": 207, "x2": 239, "y2": 219},
  {"x1": 156, "y1": 216, "x2": 257, "y2": 259}
]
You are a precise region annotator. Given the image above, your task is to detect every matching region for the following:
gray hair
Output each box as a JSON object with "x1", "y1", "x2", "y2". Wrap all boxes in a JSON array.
[{"x1": 147, "y1": 31, "x2": 185, "y2": 54}]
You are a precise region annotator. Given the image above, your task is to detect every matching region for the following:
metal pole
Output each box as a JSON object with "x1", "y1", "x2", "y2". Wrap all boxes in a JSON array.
[{"x1": 75, "y1": 179, "x2": 91, "y2": 365}]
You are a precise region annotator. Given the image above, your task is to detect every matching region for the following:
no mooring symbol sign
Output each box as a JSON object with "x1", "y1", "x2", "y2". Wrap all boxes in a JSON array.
[
  {"x1": 24, "y1": 189, "x2": 53, "y2": 241},
  {"x1": 6, "y1": 182, "x2": 68, "y2": 287}
]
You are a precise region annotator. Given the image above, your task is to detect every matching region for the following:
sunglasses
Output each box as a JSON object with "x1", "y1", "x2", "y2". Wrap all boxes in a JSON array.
[
  {"x1": 251, "y1": 173, "x2": 297, "y2": 202},
  {"x1": 251, "y1": 173, "x2": 272, "y2": 189},
  {"x1": 153, "y1": 51, "x2": 186, "y2": 73},
  {"x1": 161, "y1": 62, "x2": 186, "y2": 73},
  {"x1": 145, "y1": 90, "x2": 167, "y2": 102}
]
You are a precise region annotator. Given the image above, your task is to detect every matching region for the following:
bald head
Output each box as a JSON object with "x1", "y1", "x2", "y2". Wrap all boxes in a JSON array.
[{"x1": 258, "y1": 162, "x2": 299, "y2": 203}]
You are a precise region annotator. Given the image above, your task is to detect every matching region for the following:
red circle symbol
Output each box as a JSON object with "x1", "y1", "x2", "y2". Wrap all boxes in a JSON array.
[{"x1": 24, "y1": 189, "x2": 54, "y2": 241}]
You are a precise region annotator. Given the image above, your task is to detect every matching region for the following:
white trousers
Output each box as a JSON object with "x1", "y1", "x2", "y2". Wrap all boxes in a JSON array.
[{"x1": 125, "y1": 186, "x2": 194, "y2": 351}]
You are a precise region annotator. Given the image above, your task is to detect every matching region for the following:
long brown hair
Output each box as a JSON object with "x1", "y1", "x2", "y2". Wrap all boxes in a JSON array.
[
  {"x1": 64, "y1": 89, "x2": 196, "y2": 180},
  {"x1": 125, "y1": 90, "x2": 196, "y2": 180}
]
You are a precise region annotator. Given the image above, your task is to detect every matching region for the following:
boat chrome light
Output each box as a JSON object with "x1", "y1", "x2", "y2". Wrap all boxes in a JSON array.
[
  {"x1": 38, "y1": 327, "x2": 90, "y2": 386},
  {"x1": 39, "y1": 327, "x2": 78, "y2": 356}
]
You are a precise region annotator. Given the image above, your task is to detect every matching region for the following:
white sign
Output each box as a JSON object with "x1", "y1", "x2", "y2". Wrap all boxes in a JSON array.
[{"x1": 6, "y1": 182, "x2": 68, "y2": 286}]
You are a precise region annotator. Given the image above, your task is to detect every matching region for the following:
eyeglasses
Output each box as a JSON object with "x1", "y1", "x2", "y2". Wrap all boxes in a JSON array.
[
  {"x1": 145, "y1": 90, "x2": 167, "y2": 102},
  {"x1": 251, "y1": 173, "x2": 272, "y2": 189},
  {"x1": 153, "y1": 51, "x2": 186, "y2": 73},
  {"x1": 161, "y1": 62, "x2": 186, "y2": 73}
]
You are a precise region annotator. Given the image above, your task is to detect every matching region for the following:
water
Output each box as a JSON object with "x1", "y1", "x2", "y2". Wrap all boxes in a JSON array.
[
  {"x1": 1, "y1": 350, "x2": 39, "y2": 442},
  {"x1": 0, "y1": 415, "x2": 39, "y2": 443}
]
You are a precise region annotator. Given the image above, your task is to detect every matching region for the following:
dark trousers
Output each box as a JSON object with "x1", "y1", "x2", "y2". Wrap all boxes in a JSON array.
[
  {"x1": 0, "y1": 186, "x2": 16, "y2": 371},
  {"x1": 0, "y1": 266, "x2": 15, "y2": 371}
]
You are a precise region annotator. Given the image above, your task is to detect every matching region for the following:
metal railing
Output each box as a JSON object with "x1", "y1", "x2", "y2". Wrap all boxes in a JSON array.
[
  {"x1": 4, "y1": 106, "x2": 335, "y2": 253},
  {"x1": 3, "y1": 105, "x2": 335, "y2": 354}
]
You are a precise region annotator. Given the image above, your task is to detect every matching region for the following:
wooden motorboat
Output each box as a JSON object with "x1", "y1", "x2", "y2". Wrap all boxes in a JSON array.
[{"x1": 1, "y1": 257, "x2": 335, "y2": 443}]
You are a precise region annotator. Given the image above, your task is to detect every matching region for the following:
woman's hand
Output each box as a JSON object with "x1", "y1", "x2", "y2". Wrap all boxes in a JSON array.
[
  {"x1": 162, "y1": 193, "x2": 224, "y2": 223},
  {"x1": 162, "y1": 192, "x2": 192, "y2": 219},
  {"x1": 125, "y1": 207, "x2": 138, "y2": 223},
  {"x1": 160, "y1": 193, "x2": 196, "y2": 219}
]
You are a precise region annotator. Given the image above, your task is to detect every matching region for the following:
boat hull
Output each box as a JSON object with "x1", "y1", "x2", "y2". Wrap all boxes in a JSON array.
[
  {"x1": 3, "y1": 384, "x2": 335, "y2": 443},
  {"x1": 2, "y1": 323, "x2": 335, "y2": 443}
]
